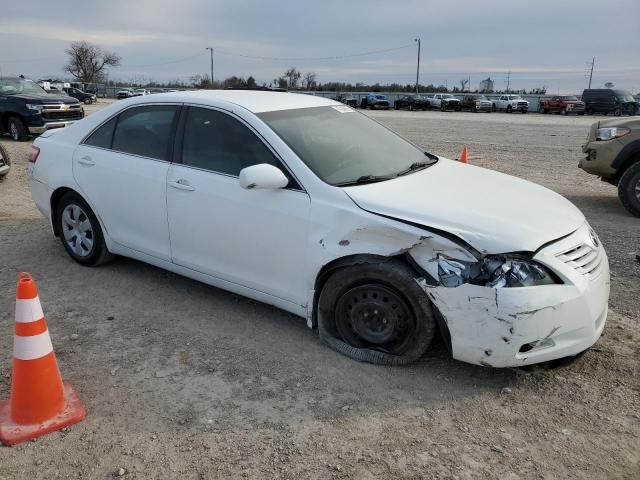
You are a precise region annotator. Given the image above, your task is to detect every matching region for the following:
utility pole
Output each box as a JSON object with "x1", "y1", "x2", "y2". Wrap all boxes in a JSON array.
[
  {"x1": 588, "y1": 57, "x2": 595, "y2": 88},
  {"x1": 414, "y1": 38, "x2": 421, "y2": 94},
  {"x1": 205, "y1": 47, "x2": 214, "y2": 88},
  {"x1": 506, "y1": 71, "x2": 510, "y2": 93}
]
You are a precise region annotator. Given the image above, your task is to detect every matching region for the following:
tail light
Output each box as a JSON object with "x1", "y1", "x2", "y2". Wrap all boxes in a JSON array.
[{"x1": 29, "y1": 146, "x2": 41, "y2": 163}]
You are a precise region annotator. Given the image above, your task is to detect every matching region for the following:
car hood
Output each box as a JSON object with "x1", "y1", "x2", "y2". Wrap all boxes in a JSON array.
[
  {"x1": 343, "y1": 158, "x2": 585, "y2": 254},
  {"x1": 10, "y1": 93, "x2": 79, "y2": 104}
]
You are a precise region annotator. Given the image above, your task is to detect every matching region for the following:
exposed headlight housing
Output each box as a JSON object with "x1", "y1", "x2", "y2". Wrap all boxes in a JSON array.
[
  {"x1": 25, "y1": 103, "x2": 43, "y2": 113},
  {"x1": 596, "y1": 127, "x2": 630, "y2": 141},
  {"x1": 482, "y1": 256, "x2": 557, "y2": 288},
  {"x1": 436, "y1": 254, "x2": 558, "y2": 288}
]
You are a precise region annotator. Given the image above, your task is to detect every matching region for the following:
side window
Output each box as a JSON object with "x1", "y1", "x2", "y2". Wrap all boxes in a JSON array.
[
  {"x1": 112, "y1": 105, "x2": 178, "y2": 160},
  {"x1": 180, "y1": 106, "x2": 299, "y2": 188},
  {"x1": 84, "y1": 116, "x2": 117, "y2": 149}
]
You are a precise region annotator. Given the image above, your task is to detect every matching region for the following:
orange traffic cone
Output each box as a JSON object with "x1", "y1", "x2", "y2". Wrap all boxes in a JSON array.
[
  {"x1": 0, "y1": 273, "x2": 85, "y2": 446},
  {"x1": 459, "y1": 145, "x2": 469, "y2": 163}
]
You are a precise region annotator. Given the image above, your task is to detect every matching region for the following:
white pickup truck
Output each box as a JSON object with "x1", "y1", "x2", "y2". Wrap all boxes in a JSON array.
[
  {"x1": 429, "y1": 93, "x2": 461, "y2": 111},
  {"x1": 491, "y1": 95, "x2": 529, "y2": 113}
]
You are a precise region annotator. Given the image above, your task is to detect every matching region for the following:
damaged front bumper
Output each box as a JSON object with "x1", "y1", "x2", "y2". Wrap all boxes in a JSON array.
[{"x1": 413, "y1": 223, "x2": 610, "y2": 367}]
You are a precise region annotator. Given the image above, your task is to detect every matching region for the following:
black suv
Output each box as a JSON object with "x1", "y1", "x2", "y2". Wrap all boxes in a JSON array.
[
  {"x1": 582, "y1": 89, "x2": 638, "y2": 116},
  {"x1": 63, "y1": 86, "x2": 96, "y2": 104},
  {"x1": 0, "y1": 76, "x2": 84, "y2": 141}
]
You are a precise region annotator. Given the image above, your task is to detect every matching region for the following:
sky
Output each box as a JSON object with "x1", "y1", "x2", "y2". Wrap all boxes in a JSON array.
[{"x1": 1, "y1": 0, "x2": 639, "y2": 93}]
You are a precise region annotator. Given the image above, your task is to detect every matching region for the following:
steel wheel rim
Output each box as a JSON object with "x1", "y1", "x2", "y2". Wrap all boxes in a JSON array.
[
  {"x1": 61, "y1": 204, "x2": 94, "y2": 257},
  {"x1": 635, "y1": 178, "x2": 640, "y2": 202},
  {"x1": 335, "y1": 284, "x2": 416, "y2": 354},
  {"x1": 9, "y1": 123, "x2": 18, "y2": 140}
]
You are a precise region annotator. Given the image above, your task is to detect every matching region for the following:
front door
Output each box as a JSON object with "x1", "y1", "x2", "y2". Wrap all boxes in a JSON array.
[{"x1": 166, "y1": 106, "x2": 311, "y2": 305}]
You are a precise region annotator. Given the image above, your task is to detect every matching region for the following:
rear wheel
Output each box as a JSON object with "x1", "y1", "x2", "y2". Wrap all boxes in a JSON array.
[
  {"x1": 618, "y1": 162, "x2": 640, "y2": 217},
  {"x1": 7, "y1": 116, "x2": 28, "y2": 141},
  {"x1": 317, "y1": 260, "x2": 436, "y2": 365},
  {"x1": 56, "y1": 192, "x2": 114, "y2": 266}
]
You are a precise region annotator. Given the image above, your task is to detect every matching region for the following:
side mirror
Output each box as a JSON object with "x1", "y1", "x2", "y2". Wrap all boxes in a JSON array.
[{"x1": 239, "y1": 163, "x2": 289, "y2": 190}]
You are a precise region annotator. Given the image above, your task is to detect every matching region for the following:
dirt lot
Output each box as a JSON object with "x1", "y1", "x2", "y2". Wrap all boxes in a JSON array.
[{"x1": 0, "y1": 103, "x2": 638, "y2": 479}]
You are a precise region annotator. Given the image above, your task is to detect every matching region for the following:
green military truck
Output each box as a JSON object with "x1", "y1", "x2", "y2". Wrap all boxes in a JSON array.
[{"x1": 581, "y1": 117, "x2": 640, "y2": 216}]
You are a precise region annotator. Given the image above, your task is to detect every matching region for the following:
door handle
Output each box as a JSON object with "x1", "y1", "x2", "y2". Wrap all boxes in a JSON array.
[
  {"x1": 77, "y1": 156, "x2": 95, "y2": 166},
  {"x1": 168, "y1": 179, "x2": 195, "y2": 191}
]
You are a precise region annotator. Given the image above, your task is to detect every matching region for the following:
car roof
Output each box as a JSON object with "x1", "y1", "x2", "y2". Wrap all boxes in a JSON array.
[{"x1": 126, "y1": 90, "x2": 339, "y2": 113}]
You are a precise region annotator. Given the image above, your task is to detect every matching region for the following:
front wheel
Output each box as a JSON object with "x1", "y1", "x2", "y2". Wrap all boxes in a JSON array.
[
  {"x1": 317, "y1": 260, "x2": 436, "y2": 365},
  {"x1": 492, "y1": 104, "x2": 497, "y2": 112},
  {"x1": 506, "y1": 105, "x2": 513, "y2": 113},
  {"x1": 618, "y1": 162, "x2": 640, "y2": 217},
  {"x1": 614, "y1": 108, "x2": 622, "y2": 117},
  {"x1": 56, "y1": 192, "x2": 114, "y2": 266},
  {"x1": 7, "y1": 116, "x2": 29, "y2": 141}
]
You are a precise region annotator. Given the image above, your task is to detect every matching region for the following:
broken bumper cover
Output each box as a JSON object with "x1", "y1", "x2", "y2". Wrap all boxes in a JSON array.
[{"x1": 417, "y1": 225, "x2": 610, "y2": 367}]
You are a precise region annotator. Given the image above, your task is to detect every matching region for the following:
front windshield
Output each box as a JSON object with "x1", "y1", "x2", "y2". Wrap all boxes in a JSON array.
[
  {"x1": 616, "y1": 93, "x2": 635, "y2": 102},
  {"x1": 0, "y1": 78, "x2": 47, "y2": 95},
  {"x1": 259, "y1": 106, "x2": 435, "y2": 185},
  {"x1": 442, "y1": 94, "x2": 454, "y2": 99},
  {"x1": 562, "y1": 96, "x2": 578, "y2": 101},
  {"x1": 374, "y1": 95, "x2": 385, "y2": 100}
]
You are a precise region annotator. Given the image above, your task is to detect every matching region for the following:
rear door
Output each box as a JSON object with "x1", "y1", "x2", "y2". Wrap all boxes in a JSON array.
[{"x1": 73, "y1": 104, "x2": 180, "y2": 260}]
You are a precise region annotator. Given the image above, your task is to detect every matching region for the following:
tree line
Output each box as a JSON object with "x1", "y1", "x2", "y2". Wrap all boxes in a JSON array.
[{"x1": 61, "y1": 41, "x2": 548, "y2": 94}]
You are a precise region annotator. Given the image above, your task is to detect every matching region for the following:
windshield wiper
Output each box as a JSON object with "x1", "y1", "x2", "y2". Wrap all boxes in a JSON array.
[
  {"x1": 395, "y1": 157, "x2": 438, "y2": 177},
  {"x1": 335, "y1": 174, "x2": 393, "y2": 187}
]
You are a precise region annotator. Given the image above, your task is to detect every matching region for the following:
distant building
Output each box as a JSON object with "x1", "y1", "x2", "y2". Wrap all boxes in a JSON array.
[{"x1": 479, "y1": 77, "x2": 494, "y2": 92}]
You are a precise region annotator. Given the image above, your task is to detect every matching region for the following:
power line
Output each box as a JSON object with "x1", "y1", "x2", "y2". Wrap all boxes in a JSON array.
[
  {"x1": 211, "y1": 43, "x2": 416, "y2": 62},
  {"x1": 126, "y1": 52, "x2": 207, "y2": 69}
]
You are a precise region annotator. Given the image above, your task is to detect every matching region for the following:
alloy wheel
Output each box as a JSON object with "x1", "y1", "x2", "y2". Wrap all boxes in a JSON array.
[
  {"x1": 9, "y1": 122, "x2": 18, "y2": 141},
  {"x1": 61, "y1": 204, "x2": 94, "y2": 257}
]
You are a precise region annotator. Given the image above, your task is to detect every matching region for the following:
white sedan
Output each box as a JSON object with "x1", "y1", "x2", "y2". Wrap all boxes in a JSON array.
[{"x1": 28, "y1": 91, "x2": 610, "y2": 367}]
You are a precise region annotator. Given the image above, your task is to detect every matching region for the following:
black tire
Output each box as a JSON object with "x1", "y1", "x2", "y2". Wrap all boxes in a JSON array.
[
  {"x1": 506, "y1": 105, "x2": 513, "y2": 113},
  {"x1": 614, "y1": 108, "x2": 622, "y2": 117},
  {"x1": 492, "y1": 104, "x2": 497, "y2": 112},
  {"x1": 440, "y1": 104, "x2": 446, "y2": 112},
  {"x1": 561, "y1": 108, "x2": 567, "y2": 115},
  {"x1": 56, "y1": 191, "x2": 115, "y2": 266},
  {"x1": 394, "y1": 103, "x2": 399, "y2": 110},
  {"x1": 618, "y1": 161, "x2": 640, "y2": 217},
  {"x1": 317, "y1": 259, "x2": 436, "y2": 366},
  {"x1": 7, "y1": 116, "x2": 29, "y2": 141},
  {"x1": 0, "y1": 143, "x2": 10, "y2": 177},
  {"x1": 522, "y1": 109, "x2": 528, "y2": 114},
  {"x1": 587, "y1": 108, "x2": 594, "y2": 115}
]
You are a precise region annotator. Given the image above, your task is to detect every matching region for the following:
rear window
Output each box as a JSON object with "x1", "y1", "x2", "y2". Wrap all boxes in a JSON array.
[
  {"x1": 111, "y1": 105, "x2": 178, "y2": 160},
  {"x1": 84, "y1": 117, "x2": 117, "y2": 149}
]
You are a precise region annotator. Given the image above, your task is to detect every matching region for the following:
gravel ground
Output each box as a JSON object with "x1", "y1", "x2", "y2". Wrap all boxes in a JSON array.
[{"x1": 0, "y1": 103, "x2": 638, "y2": 479}]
